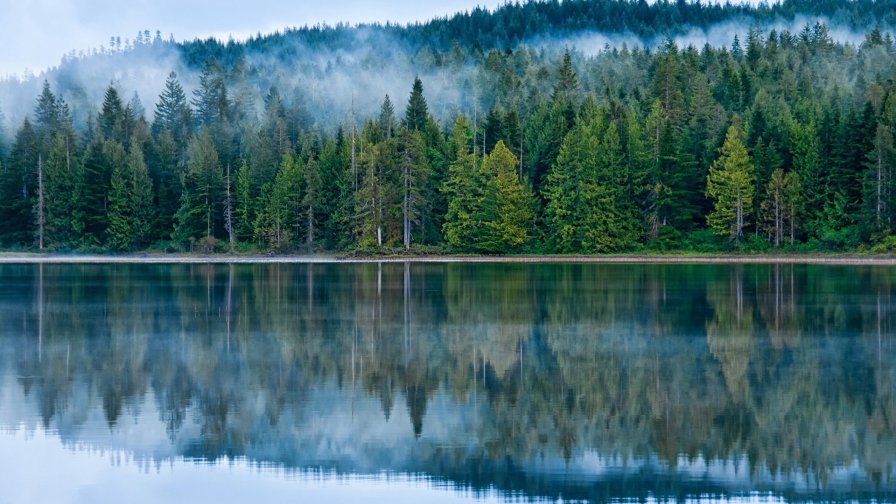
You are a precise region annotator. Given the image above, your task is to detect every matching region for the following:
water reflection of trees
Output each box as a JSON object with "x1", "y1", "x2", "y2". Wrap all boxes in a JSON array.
[{"x1": 2, "y1": 262, "x2": 896, "y2": 494}]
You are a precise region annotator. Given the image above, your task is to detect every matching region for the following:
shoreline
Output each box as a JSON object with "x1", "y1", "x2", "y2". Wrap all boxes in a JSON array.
[{"x1": 1, "y1": 253, "x2": 896, "y2": 265}]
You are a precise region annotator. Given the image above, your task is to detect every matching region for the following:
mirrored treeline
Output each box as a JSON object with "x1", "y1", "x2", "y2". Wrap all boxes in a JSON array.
[{"x1": 1, "y1": 263, "x2": 895, "y2": 503}]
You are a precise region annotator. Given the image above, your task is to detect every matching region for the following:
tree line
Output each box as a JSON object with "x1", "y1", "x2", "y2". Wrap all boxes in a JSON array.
[
  {"x1": 0, "y1": 23, "x2": 895, "y2": 253},
  {"x1": 178, "y1": 0, "x2": 896, "y2": 69}
]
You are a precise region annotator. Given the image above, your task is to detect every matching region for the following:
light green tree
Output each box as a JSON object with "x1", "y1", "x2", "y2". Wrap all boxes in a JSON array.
[
  {"x1": 475, "y1": 141, "x2": 535, "y2": 253},
  {"x1": 442, "y1": 116, "x2": 480, "y2": 249},
  {"x1": 706, "y1": 120, "x2": 755, "y2": 242}
]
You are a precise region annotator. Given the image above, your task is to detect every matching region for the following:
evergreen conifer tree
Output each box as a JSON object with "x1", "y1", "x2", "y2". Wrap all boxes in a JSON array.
[
  {"x1": 108, "y1": 143, "x2": 154, "y2": 250},
  {"x1": 706, "y1": 120, "x2": 755, "y2": 242},
  {"x1": 404, "y1": 78, "x2": 429, "y2": 132}
]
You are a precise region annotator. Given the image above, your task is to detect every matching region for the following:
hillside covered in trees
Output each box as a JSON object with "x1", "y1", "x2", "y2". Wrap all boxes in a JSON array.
[{"x1": 0, "y1": 0, "x2": 896, "y2": 254}]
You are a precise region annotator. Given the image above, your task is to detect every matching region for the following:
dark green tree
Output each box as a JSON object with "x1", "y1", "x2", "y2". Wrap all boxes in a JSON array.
[
  {"x1": 152, "y1": 71, "x2": 193, "y2": 145},
  {"x1": 404, "y1": 77, "x2": 429, "y2": 132},
  {"x1": 107, "y1": 143, "x2": 154, "y2": 250},
  {"x1": 43, "y1": 133, "x2": 83, "y2": 249},
  {"x1": 174, "y1": 130, "x2": 223, "y2": 249},
  {"x1": 399, "y1": 127, "x2": 430, "y2": 249},
  {"x1": 0, "y1": 120, "x2": 38, "y2": 246}
]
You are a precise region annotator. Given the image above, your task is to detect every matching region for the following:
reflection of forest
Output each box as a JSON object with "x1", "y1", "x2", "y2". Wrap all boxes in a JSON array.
[{"x1": 1, "y1": 263, "x2": 895, "y2": 501}]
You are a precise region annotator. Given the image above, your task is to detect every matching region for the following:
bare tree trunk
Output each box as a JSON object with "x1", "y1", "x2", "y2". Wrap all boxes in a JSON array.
[
  {"x1": 307, "y1": 203, "x2": 314, "y2": 249},
  {"x1": 790, "y1": 203, "x2": 795, "y2": 246},
  {"x1": 403, "y1": 161, "x2": 411, "y2": 251},
  {"x1": 224, "y1": 164, "x2": 235, "y2": 252},
  {"x1": 37, "y1": 154, "x2": 45, "y2": 251},
  {"x1": 519, "y1": 121, "x2": 524, "y2": 181},
  {"x1": 735, "y1": 196, "x2": 743, "y2": 241},
  {"x1": 376, "y1": 191, "x2": 383, "y2": 247},
  {"x1": 473, "y1": 103, "x2": 478, "y2": 157},
  {"x1": 650, "y1": 124, "x2": 661, "y2": 240},
  {"x1": 205, "y1": 188, "x2": 211, "y2": 240},
  {"x1": 351, "y1": 96, "x2": 357, "y2": 191},
  {"x1": 774, "y1": 192, "x2": 781, "y2": 248},
  {"x1": 483, "y1": 118, "x2": 486, "y2": 155},
  {"x1": 877, "y1": 152, "x2": 883, "y2": 227}
]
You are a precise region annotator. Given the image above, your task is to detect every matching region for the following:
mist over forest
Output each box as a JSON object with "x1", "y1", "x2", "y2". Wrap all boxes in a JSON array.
[
  {"x1": 1, "y1": 0, "x2": 896, "y2": 254},
  {"x1": 2, "y1": 0, "x2": 896, "y2": 130}
]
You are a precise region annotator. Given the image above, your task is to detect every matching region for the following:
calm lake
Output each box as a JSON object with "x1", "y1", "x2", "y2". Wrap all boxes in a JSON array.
[{"x1": 1, "y1": 262, "x2": 894, "y2": 503}]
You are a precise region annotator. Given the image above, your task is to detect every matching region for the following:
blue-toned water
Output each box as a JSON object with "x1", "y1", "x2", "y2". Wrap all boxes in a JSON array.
[{"x1": 1, "y1": 262, "x2": 894, "y2": 503}]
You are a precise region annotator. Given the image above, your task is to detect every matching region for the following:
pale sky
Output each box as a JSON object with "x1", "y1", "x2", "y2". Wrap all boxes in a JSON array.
[{"x1": 0, "y1": 0, "x2": 509, "y2": 77}]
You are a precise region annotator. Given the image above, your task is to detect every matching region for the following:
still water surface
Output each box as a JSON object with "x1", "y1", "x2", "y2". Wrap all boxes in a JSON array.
[{"x1": 0, "y1": 262, "x2": 894, "y2": 503}]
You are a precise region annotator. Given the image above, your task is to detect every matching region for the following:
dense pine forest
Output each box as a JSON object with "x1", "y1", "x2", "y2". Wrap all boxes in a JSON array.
[{"x1": 1, "y1": 1, "x2": 896, "y2": 253}]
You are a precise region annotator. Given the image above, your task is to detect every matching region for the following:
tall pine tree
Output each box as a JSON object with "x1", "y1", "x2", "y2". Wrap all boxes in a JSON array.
[
  {"x1": 108, "y1": 143, "x2": 154, "y2": 250},
  {"x1": 706, "y1": 120, "x2": 755, "y2": 243}
]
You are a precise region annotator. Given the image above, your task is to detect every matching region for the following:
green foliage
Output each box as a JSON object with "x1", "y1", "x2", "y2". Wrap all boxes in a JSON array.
[
  {"x1": 473, "y1": 141, "x2": 535, "y2": 253},
  {"x1": 869, "y1": 234, "x2": 896, "y2": 253},
  {"x1": 0, "y1": 119, "x2": 38, "y2": 246},
  {"x1": 552, "y1": 50, "x2": 579, "y2": 105},
  {"x1": 399, "y1": 128, "x2": 429, "y2": 249},
  {"x1": 442, "y1": 117, "x2": 480, "y2": 249},
  {"x1": 302, "y1": 156, "x2": 322, "y2": 248},
  {"x1": 544, "y1": 111, "x2": 638, "y2": 253},
  {"x1": 150, "y1": 128, "x2": 182, "y2": 238},
  {"x1": 174, "y1": 130, "x2": 222, "y2": 247},
  {"x1": 4, "y1": 16, "x2": 896, "y2": 254},
  {"x1": 683, "y1": 229, "x2": 728, "y2": 253},
  {"x1": 107, "y1": 143, "x2": 154, "y2": 251},
  {"x1": 861, "y1": 122, "x2": 895, "y2": 237},
  {"x1": 234, "y1": 161, "x2": 253, "y2": 241},
  {"x1": 43, "y1": 134, "x2": 83, "y2": 249},
  {"x1": 153, "y1": 71, "x2": 193, "y2": 144},
  {"x1": 80, "y1": 137, "x2": 112, "y2": 245},
  {"x1": 98, "y1": 85, "x2": 131, "y2": 145},
  {"x1": 760, "y1": 168, "x2": 800, "y2": 247},
  {"x1": 644, "y1": 225, "x2": 685, "y2": 252},
  {"x1": 790, "y1": 121, "x2": 824, "y2": 238},
  {"x1": 543, "y1": 116, "x2": 598, "y2": 252},
  {"x1": 404, "y1": 78, "x2": 429, "y2": 132},
  {"x1": 706, "y1": 121, "x2": 755, "y2": 242},
  {"x1": 254, "y1": 151, "x2": 301, "y2": 249},
  {"x1": 355, "y1": 142, "x2": 386, "y2": 249}
]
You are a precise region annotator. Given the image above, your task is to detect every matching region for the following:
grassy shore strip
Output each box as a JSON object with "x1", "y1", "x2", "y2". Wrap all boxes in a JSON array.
[{"x1": 1, "y1": 253, "x2": 896, "y2": 265}]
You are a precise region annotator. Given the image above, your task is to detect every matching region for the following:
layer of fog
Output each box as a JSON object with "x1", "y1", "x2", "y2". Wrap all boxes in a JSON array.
[
  {"x1": 544, "y1": 15, "x2": 875, "y2": 56},
  {"x1": 0, "y1": 14, "x2": 890, "y2": 145},
  {"x1": 0, "y1": 28, "x2": 472, "y2": 140}
]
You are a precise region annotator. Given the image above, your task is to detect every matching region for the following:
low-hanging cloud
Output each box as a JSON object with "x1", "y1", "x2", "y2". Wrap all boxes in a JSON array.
[
  {"x1": 0, "y1": 13, "x2": 890, "y2": 143},
  {"x1": 530, "y1": 14, "x2": 882, "y2": 57}
]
